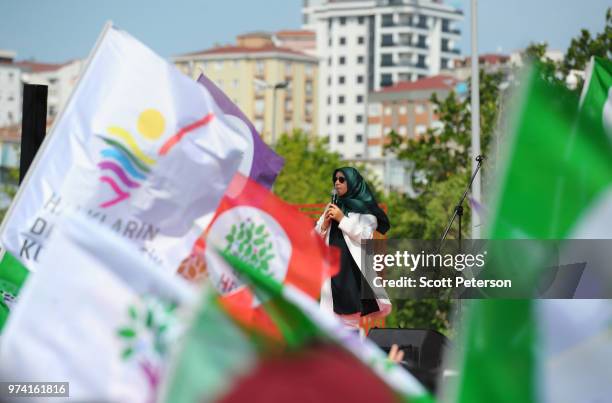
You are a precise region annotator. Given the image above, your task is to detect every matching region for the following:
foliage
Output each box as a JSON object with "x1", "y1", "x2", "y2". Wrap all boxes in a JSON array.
[
  {"x1": 386, "y1": 70, "x2": 504, "y2": 192},
  {"x1": 0, "y1": 167, "x2": 19, "y2": 222},
  {"x1": 272, "y1": 130, "x2": 344, "y2": 204}
]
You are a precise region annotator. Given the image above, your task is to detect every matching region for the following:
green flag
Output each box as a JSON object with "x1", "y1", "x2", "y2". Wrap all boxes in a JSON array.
[
  {"x1": 0, "y1": 250, "x2": 29, "y2": 331},
  {"x1": 453, "y1": 60, "x2": 612, "y2": 403}
]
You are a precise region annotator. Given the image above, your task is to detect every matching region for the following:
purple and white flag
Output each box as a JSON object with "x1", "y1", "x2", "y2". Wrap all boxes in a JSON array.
[{"x1": 197, "y1": 74, "x2": 284, "y2": 188}]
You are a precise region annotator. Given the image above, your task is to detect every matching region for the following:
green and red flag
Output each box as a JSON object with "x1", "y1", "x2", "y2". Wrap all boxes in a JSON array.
[{"x1": 193, "y1": 173, "x2": 339, "y2": 340}]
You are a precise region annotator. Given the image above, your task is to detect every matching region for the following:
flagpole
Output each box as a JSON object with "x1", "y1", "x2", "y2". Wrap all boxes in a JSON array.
[{"x1": 470, "y1": 0, "x2": 481, "y2": 239}]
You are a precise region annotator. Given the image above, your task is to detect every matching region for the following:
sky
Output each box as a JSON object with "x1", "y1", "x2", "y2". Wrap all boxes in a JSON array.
[{"x1": 0, "y1": 0, "x2": 609, "y2": 63}]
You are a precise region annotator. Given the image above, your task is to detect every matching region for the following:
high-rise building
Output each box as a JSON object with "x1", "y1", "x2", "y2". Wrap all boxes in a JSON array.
[
  {"x1": 173, "y1": 32, "x2": 319, "y2": 143},
  {"x1": 305, "y1": 0, "x2": 463, "y2": 159}
]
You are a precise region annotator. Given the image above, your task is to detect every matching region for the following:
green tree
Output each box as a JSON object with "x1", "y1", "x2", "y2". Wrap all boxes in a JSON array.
[
  {"x1": 386, "y1": 70, "x2": 504, "y2": 192},
  {"x1": 272, "y1": 130, "x2": 344, "y2": 204}
]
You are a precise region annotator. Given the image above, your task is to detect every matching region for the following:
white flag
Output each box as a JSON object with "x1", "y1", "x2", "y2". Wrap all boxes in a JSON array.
[
  {"x1": 0, "y1": 213, "x2": 197, "y2": 402},
  {"x1": 0, "y1": 24, "x2": 250, "y2": 271}
]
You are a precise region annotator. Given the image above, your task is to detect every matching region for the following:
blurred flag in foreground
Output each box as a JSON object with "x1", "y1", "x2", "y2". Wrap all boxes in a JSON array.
[
  {"x1": 0, "y1": 214, "x2": 197, "y2": 403},
  {"x1": 163, "y1": 248, "x2": 433, "y2": 403},
  {"x1": 450, "y1": 59, "x2": 612, "y2": 403},
  {"x1": 0, "y1": 24, "x2": 250, "y2": 273},
  {"x1": 189, "y1": 174, "x2": 338, "y2": 340},
  {"x1": 197, "y1": 74, "x2": 284, "y2": 188},
  {"x1": 0, "y1": 250, "x2": 27, "y2": 330}
]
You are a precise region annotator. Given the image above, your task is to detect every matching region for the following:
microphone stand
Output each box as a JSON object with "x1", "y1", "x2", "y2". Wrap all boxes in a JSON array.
[
  {"x1": 439, "y1": 155, "x2": 484, "y2": 322},
  {"x1": 439, "y1": 155, "x2": 484, "y2": 252}
]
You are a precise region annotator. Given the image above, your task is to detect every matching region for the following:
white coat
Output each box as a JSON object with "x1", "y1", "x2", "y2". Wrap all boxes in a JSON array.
[{"x1": 315, "y1": 209, "x2": 391, "y2": 320}]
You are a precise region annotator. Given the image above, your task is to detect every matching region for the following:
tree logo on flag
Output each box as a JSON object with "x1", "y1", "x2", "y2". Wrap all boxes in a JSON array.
[
  {"x1": 205, "y1": 206, "x2": 292, "y2": 298},
  {"x1": 117, "y1": 297, "x2": 179, "y2": 403},
  {"x1": 97, "y1": 108, "x2": 215, "y2": 209}
]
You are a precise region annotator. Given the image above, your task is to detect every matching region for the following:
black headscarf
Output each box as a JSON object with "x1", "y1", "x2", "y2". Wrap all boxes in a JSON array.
[{"x1": 333, "y1": 167, "x2": 390, "y2": 235}]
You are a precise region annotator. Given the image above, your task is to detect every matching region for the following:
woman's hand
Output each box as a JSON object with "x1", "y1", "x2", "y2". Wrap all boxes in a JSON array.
[
  {"x1": 326, "y1": 204, "x2": 344, "y2": 223},
  {"x1": 321, "y1": 204, "x2": 332, "y2": 231}
]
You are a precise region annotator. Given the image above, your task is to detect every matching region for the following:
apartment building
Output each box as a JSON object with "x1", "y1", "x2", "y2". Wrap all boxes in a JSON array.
[
  {"x1": 305, "y1": 0, "x2": 463, "y2": 159},
  {"x1": 366, "y1": 74, "x2": 458, "y2": 193},
  {"x1": 174, "y1": 32, "x2": 319, "y2": 143},
  {"x1": 0, "y1": 50, "x2": 22, "y2": 127}
]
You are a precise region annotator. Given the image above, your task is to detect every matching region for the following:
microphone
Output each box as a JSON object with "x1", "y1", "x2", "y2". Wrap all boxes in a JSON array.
[{"x1": 331, "y1": 188, "x2": 338, "y2": 205}]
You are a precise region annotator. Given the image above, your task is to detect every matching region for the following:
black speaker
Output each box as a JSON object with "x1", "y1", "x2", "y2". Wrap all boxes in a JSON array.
[{"x1": 367, "y1": 328, "x2": 450, "y2": 392}]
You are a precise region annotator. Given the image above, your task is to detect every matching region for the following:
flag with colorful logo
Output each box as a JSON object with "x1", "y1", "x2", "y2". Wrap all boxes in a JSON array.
[
  {"x1": 162, "y1": 248, "x2": 433, "y2": 403},
  {"x1": 0, "y1": 213, "x2": 196, "y2": 402},
  {"x1": 0, "y1": 24, "x2": 251, "y2": 273},
  {"x1": 197, "y1": 74, "x2": 284, "y2": 188},
  {"x1": 450, "y1": 59, "x2": 612, "y2": 403},
  {"x1": 187, "y1": 173, "x2": 338, "y2": 339}
]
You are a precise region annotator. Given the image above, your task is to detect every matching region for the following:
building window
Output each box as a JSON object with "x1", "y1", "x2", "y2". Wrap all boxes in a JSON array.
[
  {"x1": 399, "y1": 126, "x2": 407, "y2": 135},
  {"x1": 338, "y1": 116, "x2": 345, "y2": 124},
  {"x1": 357, "y1": 75, "x2": 364, "y2": 84},
  {"x1": 305, "y1": 81, "x2": 313, "y2": 96},
  {"x1": 338, "y1": 95, "x2": 345, "y2": 104},
  {"x1": 339, "y1": 76, "x2": 346, "y2": 85},
  {"x1": 339, "y1": 37, "x2": 346, "y2": 45},
  {"x1": 305, "y1": 65, "x2": 313, "y2": 76},
  {"x1": 338, "y1": 134, "x2": 345, "y2": 143},
  {"x1": 339, "y1": 17, "x2": 346, "y2": 25},
  {"x1": 358, "y1": 36, "x2": 365, "y2": 45},
  {"x1": 381, "y1": 34, "x2": 394, "y2": 47},
  {"x1": 215, "y1": 61, "x2": 224, "y2": 70},
  {"x1": 255, "y1": 119, "x2": 264, "y2": 132},
  {"x1": 415, "y1": 104, "x2": 425, "y2": 114},
  {"x1": 327, "y1": 76, "x2": 332, "y2": 85},
  {"x1": 285, "y1": 62, "x2": 292, "y2": 75},
  {"x1": 356, "y1": 95, "x2": 364, "y2": 103},
  {"x1": 327, "y1": 96, "x2": 331, "y2": 105},
  {"x1": 256, "y1": 61, "x2": 264, "y2": 75},
  {"x1": 399, "y1": 105, "x2": 407, "y2": 114},
  {"x1": 382, "y1": 14, "x2": 394, "y2": 27},
  {"x1": 384, "y1": 106, "x2": 392, "y2": 116},
  {"x1": 415, "y1": 124, "x2": 427, "y2": 135},
  {"x1": 233, "y1": 79, "x2": 239, "y2": 88},
  {"x1": 368, "y1": 104, "x2": 382, "y2": 116},
  {"x1": 255, "y1": 99, "x2": 265, "y2": 115},
  {"x1": 327, "y1": 115, "x2": 331, "y2": 124},
  {"x1": 357, "y1": 55, "x2": 364, "y2": 64},
  {"x1": 356, "y1": 115, "x2": 363, "y2": 123},
  {"x1": 358, "y1": 16, "x2": 365, "y2": 24},
  {"x1": 339, "y1": 56, "x2": 346, "y2": 65},
  {"x1": 328, "y1": 57, "x2": 332, "y2": 66},
  {"x1": 381, "y1": 74, "x2": 393, "y2": 87},
  {"x1": 328, "y1": 37, "x2": 332, "y2": 46},
  {"x1": 356, "y1": 134, "x2": 363, "y2": 143}
]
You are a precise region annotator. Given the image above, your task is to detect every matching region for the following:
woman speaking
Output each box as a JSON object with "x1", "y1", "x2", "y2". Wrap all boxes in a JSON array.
[{"x1": 315, "y1": 167, "x2": 391, "y2": 329}]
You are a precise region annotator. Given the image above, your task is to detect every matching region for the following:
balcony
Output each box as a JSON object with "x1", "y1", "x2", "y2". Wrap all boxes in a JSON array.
[{"x1": 442, "y1": 47, "x2": 461, "y2": 54}]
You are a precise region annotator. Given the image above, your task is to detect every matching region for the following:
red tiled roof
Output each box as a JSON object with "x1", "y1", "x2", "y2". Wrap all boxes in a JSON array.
[
  {"x1": 377, "y1": 75, "x2": 458, "y2": 93},
  {"x1": 13, "y1": 61, "x2": 65, "y2": 72},
  {"x1": 179, "y1": 44, "x2": 312, "y2": 58},
  {"x1": 0, "y1": 124, "x2": 21, "y2": 143},
  {"x1": 480, "y1": 53, "x2": 510, "y2": 64},
  {"x1": 236, "y1": 31, "x2": 272, "y2": 39},
  {"x1": 276, "y1": 30, "x2": 315, "y2": 38}
]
